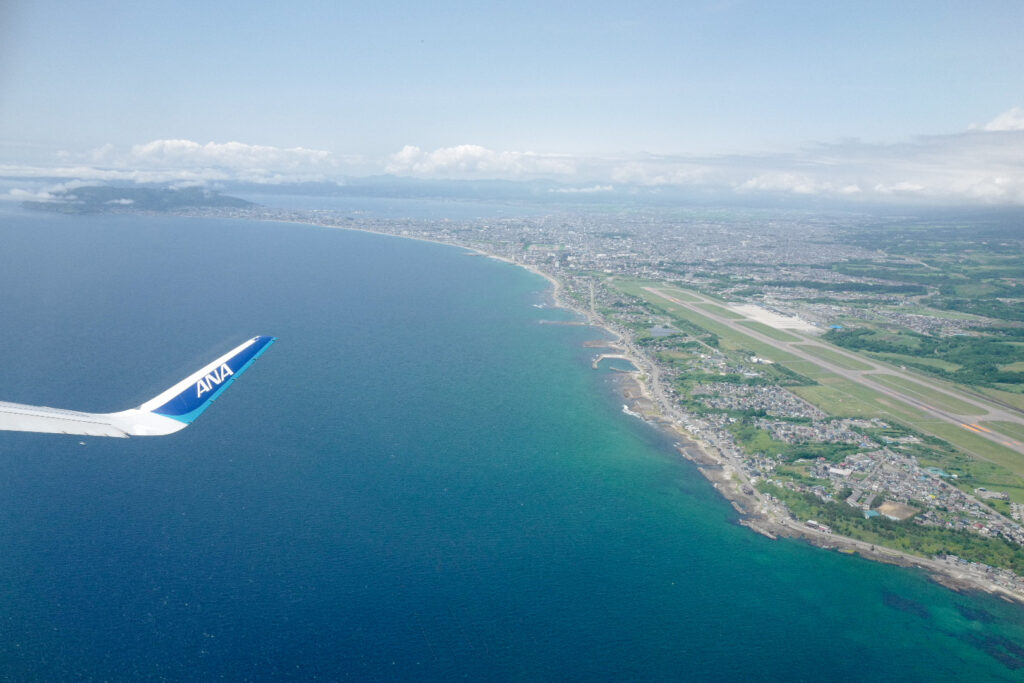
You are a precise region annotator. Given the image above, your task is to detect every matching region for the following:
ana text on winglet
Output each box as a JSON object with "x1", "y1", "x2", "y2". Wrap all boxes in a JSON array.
[{"x1": 0, "y1": 336, "x2": 276, "y2": 437}]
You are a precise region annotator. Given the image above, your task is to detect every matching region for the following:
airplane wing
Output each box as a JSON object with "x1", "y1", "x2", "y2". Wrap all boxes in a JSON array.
[{"x1": 0, "y1": 336, "x2": 275, "y2": 437}]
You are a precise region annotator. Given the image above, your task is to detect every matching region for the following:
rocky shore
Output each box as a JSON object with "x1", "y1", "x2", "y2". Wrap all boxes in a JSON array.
[{"x1": 520, "y1": 261, "x2": 1024, "y2": 606}]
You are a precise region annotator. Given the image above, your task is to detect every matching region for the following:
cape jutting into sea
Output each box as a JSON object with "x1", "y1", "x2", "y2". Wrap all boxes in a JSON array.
[{"x1": 0, "y1": 204, "x2": 1022, "y2": 680}]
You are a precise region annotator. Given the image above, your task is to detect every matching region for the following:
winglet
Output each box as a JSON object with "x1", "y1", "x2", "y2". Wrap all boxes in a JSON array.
[
  {"x1": 138, "y1": 336, "x2": 276, "y2": 424},
  {"x1": 0, "y1": 336, "x2": 275, "y2": 437}
]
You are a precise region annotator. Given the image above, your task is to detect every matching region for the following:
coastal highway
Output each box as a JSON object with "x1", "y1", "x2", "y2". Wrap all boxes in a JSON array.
[{"x1": 643, "y1": 287, "x2": 1024, "y2": 460}]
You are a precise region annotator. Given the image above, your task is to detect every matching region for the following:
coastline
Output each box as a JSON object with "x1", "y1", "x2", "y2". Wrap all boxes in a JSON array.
[
  {"x1": 541, "y1": 274, "x2": 1024, "y2": 605},
  {"x1": 459, "y1": 246, "x2": 1024, "y2": 605},
  {"x1": 475, "y1": 248, "x2": 1024, "y2": 605},
  {"x1": 197, "y1": 209, "x2": 1024, "y2": 606}
]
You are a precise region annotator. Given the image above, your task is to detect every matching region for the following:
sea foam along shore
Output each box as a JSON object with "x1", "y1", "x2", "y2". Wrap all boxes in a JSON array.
[{"x1": 219, "y1": 209, "x2": 1024, "y2": 606}]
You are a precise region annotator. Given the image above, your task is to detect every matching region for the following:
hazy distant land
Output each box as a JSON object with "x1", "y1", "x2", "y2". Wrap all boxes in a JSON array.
[{"x1": 22, "y1": 185, "x2": 253, "y2": 213}]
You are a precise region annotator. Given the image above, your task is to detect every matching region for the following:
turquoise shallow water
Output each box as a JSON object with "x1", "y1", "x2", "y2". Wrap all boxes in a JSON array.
[{"x1": 0, "y1": 207, "x2": 1022, "y2": 680}]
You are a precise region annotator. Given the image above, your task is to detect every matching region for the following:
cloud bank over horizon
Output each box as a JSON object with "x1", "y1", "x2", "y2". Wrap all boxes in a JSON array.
[
  {"x1": 2, "y1": 139, "x2": 346, "y2": 186},
  {"x1": 4, "y1": 109, "x2": 1024, "y2": 206},
  {"x1": 385, "y1": 145, "x2": 577, "y2": 178}
]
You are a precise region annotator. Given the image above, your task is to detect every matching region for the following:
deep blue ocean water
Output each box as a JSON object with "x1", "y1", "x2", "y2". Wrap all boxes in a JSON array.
[{"x1": 0, "y1": 206, "x2": 1023, "y2": 680}]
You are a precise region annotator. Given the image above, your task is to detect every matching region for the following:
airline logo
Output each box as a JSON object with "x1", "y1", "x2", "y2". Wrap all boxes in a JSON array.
[
  {"x1": 152, "y1": 336, "x2": 274, "y2": 421},
  {"x1": 196, "y1": 363, "x2": 234, "y2": 397}
]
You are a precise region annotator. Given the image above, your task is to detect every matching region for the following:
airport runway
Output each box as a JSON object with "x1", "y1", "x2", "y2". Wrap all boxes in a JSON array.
[{"x1": 644, "y1": 287, "x2": 1024, "y2": 460}]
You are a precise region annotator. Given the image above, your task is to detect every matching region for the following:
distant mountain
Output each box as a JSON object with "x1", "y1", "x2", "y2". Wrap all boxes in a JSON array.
[{"x1": 23, "y1": 185, "x2": 253, "y2": 213}]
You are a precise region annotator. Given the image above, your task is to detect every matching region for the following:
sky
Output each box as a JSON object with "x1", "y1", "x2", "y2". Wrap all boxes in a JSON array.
[{"x1": 2, "y1": 0, "x2": 1024, "y2": 204}]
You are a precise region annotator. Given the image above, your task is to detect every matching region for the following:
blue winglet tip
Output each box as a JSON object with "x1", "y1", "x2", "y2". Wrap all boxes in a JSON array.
[{"x1": 152, "y1": 336, "x2": 276, "y2": 423}]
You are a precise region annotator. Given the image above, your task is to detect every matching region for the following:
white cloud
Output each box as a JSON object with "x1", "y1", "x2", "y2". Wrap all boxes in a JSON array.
[
  {"x1": 90, "y1": 143, "x2": 116, "y2": 163},
  {"x1": 597, "y1": 122, "x2": 1024, "y2": 204},
  {"x1": 386, "y1": 144, "x2": 576, "y2": 178},
  {"x1": 2, "y1": 139, "x2": 347, "y2": 185},
  {"x1": 737, "y1": 173, "x2": 825, "y2": 195},
  {"x1": 4, "y1": 117, "x2": 1024, "y2": 205},
  {"x1": 5, "y1": 187, "x2": 56, "y2": 202},
  {"x1": 873, "y1": 181, "x2": 926, "y2": 195},
  {"x1": 610, "y1": 160, "x2": 711, "y2": 186},
  {"x1": 1, "y1": 179, "x2": 97, "y2": 202},
  {"x1": 0, "y1": 162, "x2": 234, "y2": 184},
  {"x1": 376, "y1": 122, "x2": 1024, "y2": 205},
  {"x1": 970, "y1": 107, "x2": 1024, "y2": 132},
  {"x1": 549, "y1": 185, "x2": 614, "y2": 194},
  {"x1": 128, "y1": 139, "x2": 335, "y2": 172}
]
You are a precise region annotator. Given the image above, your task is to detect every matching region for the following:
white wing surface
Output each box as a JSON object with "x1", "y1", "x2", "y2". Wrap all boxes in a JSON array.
[{"x1": 0, "y1": 336, "x2": 275, "y2": 437}]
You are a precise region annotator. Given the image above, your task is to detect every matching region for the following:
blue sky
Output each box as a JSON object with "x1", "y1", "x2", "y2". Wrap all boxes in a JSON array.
[{"x1": 2, "y1": 1, "x2": 1023, "y2": 203}]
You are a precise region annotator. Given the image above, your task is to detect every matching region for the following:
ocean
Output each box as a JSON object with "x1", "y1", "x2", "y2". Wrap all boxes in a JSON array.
[{"x1": 0, "y1": 206, "x2": 1022, "y2": 680}]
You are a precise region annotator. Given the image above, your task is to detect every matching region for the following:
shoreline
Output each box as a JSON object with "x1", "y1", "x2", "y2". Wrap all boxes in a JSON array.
[
  {"x1": 552, "y1": 279, "x2": 1024, "y2": 605},
  {"x1": 197, "y1": 209, "x2": 1024, "y2": 606},
  {"x1": 473, "y1": 251, "x2": 1024, "y2": 604},
  {"x1": 549, "y1": 280, "x2": 1024, "y2": 606},
  {"x1": 479, "y1": 248, "x2": 1024, "y2": 605}
]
